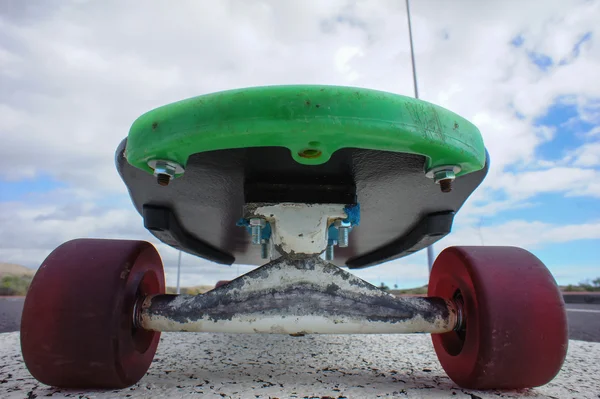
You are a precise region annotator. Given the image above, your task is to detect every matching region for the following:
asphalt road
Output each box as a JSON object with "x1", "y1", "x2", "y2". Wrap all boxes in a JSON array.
[
  {"x1": 563, "y1": 303, "x2": 600, "y2": 342},
  {"x1": 1, "y1": 297, "x2": 599, "y2": 342},
  {"x1": 0, "y1": 297, "x2": 24, "y2": 334}
]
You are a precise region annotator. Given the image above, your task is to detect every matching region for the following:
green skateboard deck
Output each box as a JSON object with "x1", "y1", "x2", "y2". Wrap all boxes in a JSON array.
[{"x1": 116, "y1": 85, "x2": 488, "y2": 267}]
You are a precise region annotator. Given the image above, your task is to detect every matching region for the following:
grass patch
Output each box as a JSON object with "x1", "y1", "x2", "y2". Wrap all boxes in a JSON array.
[
  {"x1": 165, "y1": 285, "x2": 214, "y2": 295},
  {"x1": 389, "y1": 285, "x2": 428, "y2": 296},
  {"x1": 562, "y1": 278, "x2": 600, "y2": 292},
  {"x1": 0, "y1": 274, "x2": 33, "y2": 296}
]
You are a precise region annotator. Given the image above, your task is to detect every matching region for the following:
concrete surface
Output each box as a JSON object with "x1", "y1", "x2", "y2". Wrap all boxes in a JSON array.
[{"x1": 1, "y1": 332, "x2": 599, "y2": 399}]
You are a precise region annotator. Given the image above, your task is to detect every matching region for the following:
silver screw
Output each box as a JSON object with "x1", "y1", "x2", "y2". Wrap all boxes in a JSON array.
[
  {"x1": 260, "y1": 239, "x2": 270, "y2": 259},
  {"x1": 249, "y1": 218, "x2": 266, "y2": 245},
  {"x1": 334, "y1": 220, "x2": 351, "y2": 247},
  {"x1": 325, "y1": 241, "x2": 336, "y2": 261},
  {"x1": 148, "y1": 160, "x2": 185, "y2": 187}
]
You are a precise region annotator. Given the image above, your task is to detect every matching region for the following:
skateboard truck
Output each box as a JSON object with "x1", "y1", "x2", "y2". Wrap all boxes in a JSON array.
[
  {"x1": 134, "y1": 203, "x2": 462, "y2": 335},
  {"x1": 135, "y1": 256, "x2": 461, "y2": 335}
]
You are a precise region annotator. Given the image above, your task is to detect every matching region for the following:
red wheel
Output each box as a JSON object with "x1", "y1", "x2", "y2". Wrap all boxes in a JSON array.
[
  {"x1": 428, "y1": 246, "x2": 568, "y2": 390},
  {"x1": 215, "y1": 280, "x2": 230, "y2": 288},
  {"x1": 20, "y1": 239, "x2": 165, "y2": 389}
]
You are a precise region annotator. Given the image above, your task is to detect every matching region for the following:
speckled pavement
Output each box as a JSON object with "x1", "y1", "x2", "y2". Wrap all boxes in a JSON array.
[{"x1": 1, "y1": 332, "x2": 598, "y2": 399}]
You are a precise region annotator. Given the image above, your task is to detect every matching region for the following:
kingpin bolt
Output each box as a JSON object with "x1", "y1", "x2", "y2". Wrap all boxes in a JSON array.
[
  {"x1": 334, "y1": 220, "x2": 352, "y2": 247},
  {"x1": 148, "y1": 160, "x2": 185, "y2": 187},
  {"x1": 260, "y1": 239, "x2": 270, "y2": 259},
  {"x1": 325, "y1": 241, "x2": 337, "y2": 261},
  {"x1": 249, "y1": 218, "x2": 266, "y2": 245}
]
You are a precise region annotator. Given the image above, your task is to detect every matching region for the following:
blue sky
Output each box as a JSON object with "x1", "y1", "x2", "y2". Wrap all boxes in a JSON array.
[
  {"x1": 0, "y1": 176, "x2": 65, "y2": 202},
  {"x1": 501, "y1": 33, "x2": 599, "y2": 281},
  {"x1": 1, "y1": 0, "x2": 599, "y2": 288}
]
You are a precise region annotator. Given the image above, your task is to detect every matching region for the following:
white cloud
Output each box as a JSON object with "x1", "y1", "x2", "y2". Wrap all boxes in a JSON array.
[
  {"x1": 588, "y1": 126, "x2": 600, "y2": 137},
  {"x1": 496, "y1": 167, "x2": 600, "y2": 199},
  {"x1": 571, "y1": 142, "x2": 600, "y2": 167},
  {"x1": 334, "y1": 46, "x2": 365, "y2": 81},
  {"x1": 441, "y1": 219, "x2": 600, "y2": 249},
  {"x1": 350, "y1": 256, "x2": 430, "y2": 289},
  {"x1": 360, "y1": 218, "x2": 600, "y2": 289}
]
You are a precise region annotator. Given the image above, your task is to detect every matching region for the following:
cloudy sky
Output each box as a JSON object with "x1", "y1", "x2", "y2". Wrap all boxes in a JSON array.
[{"x1": 1, "y1": 0, "x2": 599, "y2": 288}]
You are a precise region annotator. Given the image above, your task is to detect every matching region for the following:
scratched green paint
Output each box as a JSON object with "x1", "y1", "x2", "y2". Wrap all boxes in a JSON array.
[{"x1": 126, "y1": 85, "x2": 486, "y2": 177}]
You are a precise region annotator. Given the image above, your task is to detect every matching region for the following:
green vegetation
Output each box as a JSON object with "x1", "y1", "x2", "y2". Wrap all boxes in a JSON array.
[
  {"x1": 378, "y1": 283, "x2": 429, "y2": 295},
  {"x1": 0, "y1": 262, "x2": 35, "y2": 296},
  {"x1": 563, "y1": 278, "x2": 600, "y2": 292},
  {"x1": 165, "y1": 285, "x2": 214, "y2": 295},
  {"x1": 0, "y1": 274, "x2": 33, "y2": 296},
  {"x1": 390, "y1": 285, "x2": 429, "y2": 295}
]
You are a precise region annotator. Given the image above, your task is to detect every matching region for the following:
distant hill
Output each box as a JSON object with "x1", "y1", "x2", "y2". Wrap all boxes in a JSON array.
[
  {"x1": 389, "y1": 285, "x2": 428, "y2": 296},
  {"x1": 166, "y1": 285, "x2": 214, "y2": 295},
  {"x1": 0, "y1": 263, "x2": 36, "y2": 296},
  {"x1": 0, "y1": 263, "x2": 36, "y2": 278}
]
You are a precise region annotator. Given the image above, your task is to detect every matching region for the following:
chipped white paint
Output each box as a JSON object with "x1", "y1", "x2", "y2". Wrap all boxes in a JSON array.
[
  {"x1": 139, "y1": 257, "x2": 457, "y2": 335},
  {"x1": 141, "y1": 310, "x2": 453, "y2": 335},
  {"x1": 219, "y1": 256, "x2": 392, "y2": 298},
  {"x1": 253, "y1": 203, "x2": 347, "y2": 254},
  {"x1": 2, "y1": 332, "x2": 599, "y2": 398}
]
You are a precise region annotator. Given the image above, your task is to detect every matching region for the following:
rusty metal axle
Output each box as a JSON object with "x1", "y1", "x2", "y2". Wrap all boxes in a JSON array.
[{"x1": 137, "y1": 256, "x2": 460, "y2": 335}]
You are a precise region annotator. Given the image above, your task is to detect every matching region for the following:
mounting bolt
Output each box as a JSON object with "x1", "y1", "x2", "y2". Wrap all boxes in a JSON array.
[
  {"x1": 434, "y1": 170, "x2": 455, "y2": 193},
  {"x1": 325, "y1": 241, "x2": 337, "y2": 261},
  {"x1": 249, "y1": 218, "x2": 266, "y2": 245},
  {"x1": 148, "y1": 160, "x2": 185, "y2": 187},
  {"x1": 260, "y1": 239, "x2": 270, "y2": 259},
  {"x1": 439, "y1": 178, "x2": 453, "y2": 193},
  {"x1": 425, "y1": 166, "x2": 460, "y2": 194},
  {"x1": 334, "y1": 220, "x2": 352, "y2": 247}
]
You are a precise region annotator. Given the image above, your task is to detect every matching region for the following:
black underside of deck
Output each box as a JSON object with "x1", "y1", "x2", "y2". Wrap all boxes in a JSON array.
[{"x1": 116, "y1": 139, "x2": 488, "y2": 268}]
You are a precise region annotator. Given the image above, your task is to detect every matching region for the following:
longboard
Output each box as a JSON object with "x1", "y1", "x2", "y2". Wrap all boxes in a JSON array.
[
  {"x1": 115, "y1": 85, "x2": 488, "y2": 268},
  {"x1": 20, "y1": 86, "x2": 567, "y2": 392}
]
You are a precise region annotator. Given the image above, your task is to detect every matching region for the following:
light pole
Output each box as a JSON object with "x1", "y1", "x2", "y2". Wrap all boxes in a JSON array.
[
  {"x1": 405, "y1": 0, "x2": 435, "y2": 272},
  {"x1": 176, "y1": 251, "x2": 182, "y2": 294}
]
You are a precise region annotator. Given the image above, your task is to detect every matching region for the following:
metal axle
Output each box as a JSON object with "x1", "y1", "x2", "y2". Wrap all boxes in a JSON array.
[{"x1": 137, "y1": 257, "x2": 459, "y2": 335}]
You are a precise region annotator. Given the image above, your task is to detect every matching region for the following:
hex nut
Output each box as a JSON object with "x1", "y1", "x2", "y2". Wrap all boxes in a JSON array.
[
  {"x1": 433, "y1": 169, "x2": 456, "y2": 184},
  {"x1": 334, "y1": 220, "x2": 351, "y2": 228},
  {"x1": 148, "y1": 160, "x2": 184, "y2": 176},
  {"x1": 249, "y1": 218, "x2": 266, "y2": 227}
]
